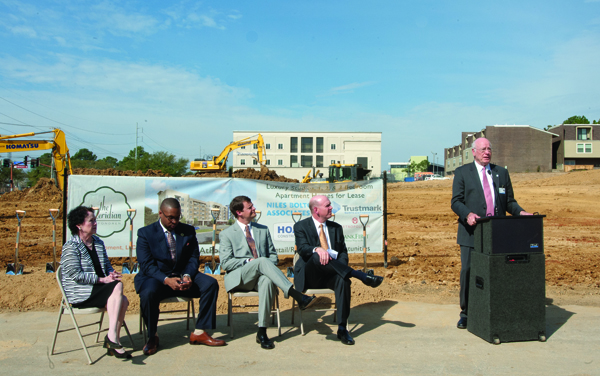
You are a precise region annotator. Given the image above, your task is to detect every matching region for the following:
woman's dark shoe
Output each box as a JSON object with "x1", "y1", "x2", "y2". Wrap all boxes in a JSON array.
[
  {"x1": 106, "y1": 347, "x2": 133, "y2": 359},
  {"x1": 104, "y1": 335, "x2": 132, "y2": 359}
]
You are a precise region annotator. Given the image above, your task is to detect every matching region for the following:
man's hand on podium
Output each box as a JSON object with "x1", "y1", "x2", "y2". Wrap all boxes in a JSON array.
[
  {"x1": 520, "y1": 211, "x2": 533, "y2": 216},
  {"x1": 466, "y1": 212, "x2": 480, "y2": 226}
]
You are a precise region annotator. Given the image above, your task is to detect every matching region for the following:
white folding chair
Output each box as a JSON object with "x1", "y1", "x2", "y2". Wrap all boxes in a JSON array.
[
  {"x1": 51, "y1": 266, "x2": 134, "y2": 365},
  {"x1": 227, "y1": 290, "x2": 281, "y2": 338},
  {"x1": 291, "y1": 288, "x2": 339, "y2": 335},
  {"x1": 139, "y1": 296, "x2": 195, "y2": 343}
]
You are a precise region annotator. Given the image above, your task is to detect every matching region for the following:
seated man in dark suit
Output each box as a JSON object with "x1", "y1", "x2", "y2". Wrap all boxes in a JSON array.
[
  {"x1": 219, "y1": 195, "x2": 315, "y2": 349},
  {"x1": 135, "y1": 198, "x2": 225, "y2": 356},
  {"x1": 293, "y1": 195, "x2": 384, "y2": 345}
]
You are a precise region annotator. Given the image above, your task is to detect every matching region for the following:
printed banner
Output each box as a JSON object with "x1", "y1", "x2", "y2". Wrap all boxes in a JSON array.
[{"x1": 68, "y1": 176, "x2": 383, "y2": 257}]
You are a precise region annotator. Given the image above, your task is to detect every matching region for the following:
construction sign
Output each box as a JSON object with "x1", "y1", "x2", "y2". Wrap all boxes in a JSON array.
[{"x1": 68, "y1": 176, "x2": 383, "y2": 257}]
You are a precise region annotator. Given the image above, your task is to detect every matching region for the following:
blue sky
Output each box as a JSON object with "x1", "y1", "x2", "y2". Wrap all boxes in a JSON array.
[{"x1": 1, "y1": 0, "x2": 599, "y2": 169}]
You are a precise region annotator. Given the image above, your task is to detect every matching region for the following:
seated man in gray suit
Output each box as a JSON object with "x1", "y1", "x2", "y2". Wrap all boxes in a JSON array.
[{"x1": 219, "y1": 195, "x2": 315, "y2": 349}]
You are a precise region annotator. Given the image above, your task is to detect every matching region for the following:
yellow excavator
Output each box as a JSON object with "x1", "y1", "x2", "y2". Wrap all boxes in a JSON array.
[
  {"x1": 190, "y1": 134, "x2": 267, "y2": 172},
  {"x1": 0, "y1": 129, "x2": 72, "y2": 190}
]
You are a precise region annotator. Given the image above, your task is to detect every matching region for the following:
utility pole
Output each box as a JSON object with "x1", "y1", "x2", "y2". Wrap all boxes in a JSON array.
[{"x1": 431, "y1": 152, "x2": 437, "y2": 176}]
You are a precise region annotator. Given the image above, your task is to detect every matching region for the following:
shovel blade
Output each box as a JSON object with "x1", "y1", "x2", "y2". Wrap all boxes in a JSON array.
[
  {"x1": 45, "y1": 262, "x2": 56, "y2": 273},
  {"x1": 286, "y1": 267, "x2": 294, "y2": 278},
  {"x1": 204, "y1": 263, "x2": 221, "y2": 275},
  {"x1": 122, "y1": 262, "x2": 131, "y2": 274},
  {"x1": 6, "y1": 263, "x2": 23, "y2": 275},
  {"x1": 131, "y1": 263, "x2": 139, "y2": 274}
]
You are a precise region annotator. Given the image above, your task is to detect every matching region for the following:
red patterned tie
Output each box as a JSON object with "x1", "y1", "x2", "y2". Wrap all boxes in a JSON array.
[
  {"x1": 245, "y1": 225, "x2": 259, "y2": 259},
  {"x1": 167, "y1": 231, "x2": 176, "y2": 261},
  {"x1": 482, "y1": 167, "x2": 494, "y2": 216}
]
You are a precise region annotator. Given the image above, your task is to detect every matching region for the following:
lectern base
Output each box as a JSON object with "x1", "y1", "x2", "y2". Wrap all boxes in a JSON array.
[{"x1": 467, "y1": 251, "x2": 546, "y2": 344}]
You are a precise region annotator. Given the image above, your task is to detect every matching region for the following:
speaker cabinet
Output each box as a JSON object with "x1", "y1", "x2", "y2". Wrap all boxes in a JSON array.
[{"x1": 468, "y1": 251, "x2": 546, "y2": 344}]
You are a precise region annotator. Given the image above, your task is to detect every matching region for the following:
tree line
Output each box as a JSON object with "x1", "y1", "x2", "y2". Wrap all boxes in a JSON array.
[{"x1": 1, "y1": 146, "x2": 189, "y2": 189}]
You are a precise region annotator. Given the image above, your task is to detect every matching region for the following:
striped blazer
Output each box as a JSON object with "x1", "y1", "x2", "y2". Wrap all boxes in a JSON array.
[{"x1": 60, "y1": 234, "x2": 114, "y2": 305}]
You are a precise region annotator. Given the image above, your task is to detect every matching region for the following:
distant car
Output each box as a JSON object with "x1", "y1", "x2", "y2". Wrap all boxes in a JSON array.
[{"x1": 426, "y1": 174, "x2": 450, "y2": 180}]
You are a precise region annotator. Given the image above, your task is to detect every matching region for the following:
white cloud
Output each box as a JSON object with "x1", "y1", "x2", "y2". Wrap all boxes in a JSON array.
[
  {"x1": 8, "y1": 25, "x2": 36, "y2": 37},
  {"x1": 319, "y1": 81, "x2": 377, "y2": 97}
]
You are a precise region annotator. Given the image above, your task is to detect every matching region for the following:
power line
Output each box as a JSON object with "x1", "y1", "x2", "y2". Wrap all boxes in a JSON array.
[{"x1": 0, "y1": 96, "x2": 135, "y2": 136}]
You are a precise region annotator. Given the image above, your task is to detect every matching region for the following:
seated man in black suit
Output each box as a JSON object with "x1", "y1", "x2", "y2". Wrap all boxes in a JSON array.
[
  {"x1": 135, "y1": 198, "x2": 225, "y2": 356},
  {"x1": 293, "y1": 195, "x2": 384, "y2": 345}
]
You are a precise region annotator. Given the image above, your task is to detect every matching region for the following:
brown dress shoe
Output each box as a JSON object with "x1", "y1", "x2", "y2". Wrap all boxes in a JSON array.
[
  {"x1": 189, "y1": 332, "x2": 226, "y2": 346},
  {"x1": 143, "y1": 335, "x2": 159, "y2": 356}
]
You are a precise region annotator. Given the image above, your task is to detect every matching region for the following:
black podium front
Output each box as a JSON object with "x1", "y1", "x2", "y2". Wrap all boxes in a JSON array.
[{"x1": 468, "y1": 215, "x2": 546, "y2": 344}]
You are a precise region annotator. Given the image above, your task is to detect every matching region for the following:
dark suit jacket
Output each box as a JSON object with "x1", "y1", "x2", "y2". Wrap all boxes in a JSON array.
[
  {"x1": 293, "y1": 217, "x2": 349, "y2": 292},
  {"x1": 451, "y1": 162, "x2": 524, "y2": 247},
  {"x1": 134, "y1": 221, "x2": 200, "y2": 292}
]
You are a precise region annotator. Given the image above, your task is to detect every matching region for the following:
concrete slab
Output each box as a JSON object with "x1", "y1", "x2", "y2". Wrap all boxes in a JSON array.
[{"x1": 1, "y1": 300, "x2": 599, "y2": 375}]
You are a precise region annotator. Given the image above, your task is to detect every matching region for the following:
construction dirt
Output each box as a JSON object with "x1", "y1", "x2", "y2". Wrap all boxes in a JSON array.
[{"x1": 1, "y1": 169, "x2": 599, "y2": 314}]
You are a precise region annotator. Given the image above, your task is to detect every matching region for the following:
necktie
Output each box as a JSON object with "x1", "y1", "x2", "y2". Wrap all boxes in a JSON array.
[
  {"x1": 319, "y1": 224, "x2": 329, "y2": 250},
  {"x1": 245, "y1": 225, "x2": 259, "y2": 259},
  {"x1": 167, "y1": 231, "x2": 177, "y2": 261},
  {"x1": 482, "y1": 167, "x2": 494, "y2": 217}
]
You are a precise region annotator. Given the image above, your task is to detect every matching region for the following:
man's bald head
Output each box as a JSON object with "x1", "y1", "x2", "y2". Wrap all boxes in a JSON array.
[{"x1": 309, "y1": 195, "x2": 333, "y2": 223}]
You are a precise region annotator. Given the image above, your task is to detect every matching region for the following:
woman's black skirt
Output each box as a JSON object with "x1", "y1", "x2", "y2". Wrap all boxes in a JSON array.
[{"x1": 72, "y1": 281, "x2": 120, "y2": 309}]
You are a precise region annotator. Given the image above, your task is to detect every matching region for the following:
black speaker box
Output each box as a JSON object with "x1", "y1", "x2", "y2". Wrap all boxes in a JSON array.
[
  {"x1": 474, "y1": 215, "x2": 545, "y2": 255},
  {"x1": 468, "y1": 251, "x2": 546, "y2": 344}
]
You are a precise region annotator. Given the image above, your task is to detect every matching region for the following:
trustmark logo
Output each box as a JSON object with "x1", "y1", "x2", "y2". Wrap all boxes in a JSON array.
[{"x1": 78, "y1": 186, "x2": 132, "y2": 237}]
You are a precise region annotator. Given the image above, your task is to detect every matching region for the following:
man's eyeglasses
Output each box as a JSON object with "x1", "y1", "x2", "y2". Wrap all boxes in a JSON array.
[
  {"x1": 162, "y1": 214, "x2": 181, "y2": 221},
  {"x1": 475, "y1": 147, "x2": 493, "y2": 152}
]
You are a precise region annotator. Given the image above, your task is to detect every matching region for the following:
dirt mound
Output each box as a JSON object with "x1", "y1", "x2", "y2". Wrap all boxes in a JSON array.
[
  {"x1": 517, "y1": 168, "x2": 600, "y2": 187},
  {"x1": 192, "y1": 166, "x2": 299, "y2": 182},
  {"x1": 0, "y1": 178, "x2": 62, "y2": 203},
  {"x1": 72, "y1": 168, "x2": 171, "y2": 177}
]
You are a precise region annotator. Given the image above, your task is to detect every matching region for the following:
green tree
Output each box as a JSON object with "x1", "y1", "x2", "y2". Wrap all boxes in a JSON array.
[
  {"x1": 0, "y1": 165, "x2": 28, "y2": 189},
  {"x1": 144, "y1": 206, "x2": 159, "y2": 226},
  {"x1": 402, "y1": 159, "x2": 430, "y2": 176},
  {"x1": 72, "y1": 148, "x2": 97, "y2": 161},
  {"x1": 118, "y1": 146, "x2": 150, "y2": 171},
  {"x1": 563, "y1": 115, "x2": 589, "y2": 124}
]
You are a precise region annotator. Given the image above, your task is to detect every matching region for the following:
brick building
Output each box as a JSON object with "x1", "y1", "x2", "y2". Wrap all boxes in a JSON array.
[
  {"x1": 444, "y1": 125, "x2": 556, "y2": 175},
  {"x1": 548, "y1": 124, "x2": 600, "y2": 170}
]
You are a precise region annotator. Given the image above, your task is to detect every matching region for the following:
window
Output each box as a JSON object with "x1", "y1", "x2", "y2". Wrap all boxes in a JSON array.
[
  {"x1": 265, "y1": 144, "x2": 270, "y2": 150},
  {"x1": 331, "y1": 144, "x2": 336, "y2": 150},
  {"x1": 465, "y1": 152, "x2": 469, "y2": 160},
  {"x1": 577, "y1": 127, "x2": 591, "y2": 140},
  {"x1": 253, "y1": 144, "x2": 258, "y2": 149},
  {"x1": 301, "y1": 137, "x2": 313, "y2": 153},
  {"x1": 331, "y1": 160, "x2": 336, "y2": 165},
  {"x1": 266, "y1": 160, "x2": 270, "y2": 166},
  {"x1": 316, "y1": 137, "x2": 323, "y2": 153},
  {"x1": 290, "y1": 137, "x2": 297, "y2": 153},
  {"x1": 278, "y1": 159, "x2": 283, "y2": 166},
  {"x1": 241, "y1": 146, "x2": 245, "y2": 149},
  {"x1": 290, "y1": 155, "x2": 297, "y2": 166},
  {"x1": 316, "y1": 155, "x2": 323, "y2": 167},
  {"x1": 278, "y1": 143, "x2": 284, "y2": 150},
  {"x1": 577, "y1": 143, "x2": 592, "y2": 153},
  {"x1": 301, "y1": 155, "x2": 313, "y2": 167},
  {"x1": 253, "y1": 159, "x2": 258, "y2": 165},
  {"x1": 240, "y1": 159, "x2": 246, "y2": 165}
]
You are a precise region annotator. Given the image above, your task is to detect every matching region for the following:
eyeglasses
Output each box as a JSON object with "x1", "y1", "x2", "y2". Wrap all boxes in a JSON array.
[
  {"x1": 162, "y1": 214, "x2": 181, "y2": 222},
  {"x1": 475, "y1": 147, "x2": 493, "y2": 152}
]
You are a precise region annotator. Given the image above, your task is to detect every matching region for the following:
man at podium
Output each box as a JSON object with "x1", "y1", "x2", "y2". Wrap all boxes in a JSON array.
[{"x1": 451, "y1": 137, "x2": 532, "y2": 330}]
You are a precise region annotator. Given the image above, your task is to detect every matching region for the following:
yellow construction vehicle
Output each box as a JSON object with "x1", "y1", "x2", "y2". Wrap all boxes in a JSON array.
[
  {"x1": 190, "y1": 134, "x2": 266, "y2": 172},
  {"x1": 0, "y1": 129, "x2": 72, "y2": 190},
  {"x1": 301, "y1": 169, "x2": 321, "y2": 183},
  {"x1": 307, "y1": 163, "x2": 371, "y2": 183}
]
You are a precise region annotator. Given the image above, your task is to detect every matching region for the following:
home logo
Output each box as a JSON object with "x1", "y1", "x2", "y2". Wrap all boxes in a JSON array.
[{"x1": 78, "y1": 186, "x2": 132, "y2": 237}]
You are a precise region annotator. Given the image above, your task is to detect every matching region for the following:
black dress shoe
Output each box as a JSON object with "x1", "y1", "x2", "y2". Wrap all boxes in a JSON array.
[
  {"x1": 104, "y1": 335, "x2": 132, "y2": 359},
  {"x1": 143, "y1": 335, "x2": 159, "y2": 356},
  {"x1": 298, "y1": 294, "x2": 316, "y2": 310},
  {"x1": 256, "y1": 333, "x2": 275, "y2": 349},
  {"x1": 363, "y1": 274, "x2": 384, "y2": 288},
  {"x1": 457, "y1": 317, "x2": 467, "y2": 329},
  {"x1": 337, "y1": 329, "x2": 355, "y2": 345}
]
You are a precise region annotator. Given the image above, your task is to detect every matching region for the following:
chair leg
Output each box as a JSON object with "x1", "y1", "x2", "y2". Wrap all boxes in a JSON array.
[
  {"x1": 66, "y1": 306, "x2": 94, "y2": 365},
  {"x1": 123, "y1": 321, "x2": 135, "y2": 348},
  {"x1": 186, "y1": 300, "x2": 190, "y2": 331},
  {"x1": 51, "y1": 305, "x2": 65, "y2": 355},
  {"x1": 291, "y1": 299, "x2": 296, "y2": 325},
  {"x1": 96, "y1": 311, "x2": 105, "y2": 343},
  {"x1": 228, "y1": 293, "x2": 234, "y2": 339},
  {"x1": 275, "y1": 294, "x2": 281, "y2": 337},
  {"x1": 300, "y1": 308, "x2": 305, "y2": 336}
]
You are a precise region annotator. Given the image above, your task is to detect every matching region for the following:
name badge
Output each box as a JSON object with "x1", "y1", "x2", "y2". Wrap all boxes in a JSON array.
[{"x1": 499, "y1": 188, "x2": 506, "y2": 194}]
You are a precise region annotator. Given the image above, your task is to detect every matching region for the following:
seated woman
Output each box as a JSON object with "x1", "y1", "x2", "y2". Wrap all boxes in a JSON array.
[{"x1": 61, "y1": 206, "x2": 131, "y2": 359}]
